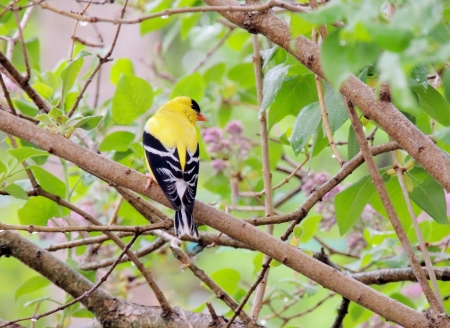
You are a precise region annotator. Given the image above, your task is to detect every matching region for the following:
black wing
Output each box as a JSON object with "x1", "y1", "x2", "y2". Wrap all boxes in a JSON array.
[
  {"x1": 182, "y1": 146, "x2": 199, "y2": 214},
  {"x1": 143, "y1": 131, "x2": 183, "y2": 210}
]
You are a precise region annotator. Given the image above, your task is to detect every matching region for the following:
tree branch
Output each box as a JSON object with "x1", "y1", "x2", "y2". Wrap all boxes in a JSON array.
[{"x1": 0, "y1": 110, "x2": 434, "y2": 328}]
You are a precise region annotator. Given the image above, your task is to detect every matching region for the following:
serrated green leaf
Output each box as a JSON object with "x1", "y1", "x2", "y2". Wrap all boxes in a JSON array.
[
  {"x1": 170, "y1": 72, "x2": 205, "y2": 102},
  {"x1": 31, "y1": 166, "x2": 66, "y2": 199},
  {"x1": 268, "y1": 74, "x2": 318, "y2": 130},
  {"x1": 3, "y1": 183, "x2": 28, "y2": 200},
  {"x1": 259, "y1": 64, "x2": 290, "y2": 116},
  {"x1": 110, "y1": 58, "x2": 134, "y2": 85},
  {"x1": 412, "y1": 84, "x2": 450, "y2": 126},
  {"x1": 61, "y1": 57, "x2": 84, "y2": 110},
  {"x1": 291, "y1": 102, "x2": 321, "y2": 156},
  {"x1": 407, "y1": 167, "x2": 448, "y2": 224},
  {"x1": 335, "y1": 175, "x2": 376, "y2": 235},
  {"x1": 112, "y1": 75, "x2": 154, "y2": 124},
  {"x1": 210, "y1": 268, "x2": 240, "y2": 295},
  {"x1": 99, "y1": 131, "x2": 135, "y2": 152},
  {"x1": 7, "y1": 147, "x2": 49, "y2": 163},
  {"x1": 299, "y1": 215, "x2": 322, "y2": 243},
  {"x1": 18, "y1": 196, "x2": 59, "y2": 226},
  {"x1": 15, "y1": 276, "x2": 51, "y2": 301}
]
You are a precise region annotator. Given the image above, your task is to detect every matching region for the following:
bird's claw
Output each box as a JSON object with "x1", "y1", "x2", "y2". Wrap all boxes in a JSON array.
[{"x1": 144, "y1": 174, "x2": 153, "y2": 190}]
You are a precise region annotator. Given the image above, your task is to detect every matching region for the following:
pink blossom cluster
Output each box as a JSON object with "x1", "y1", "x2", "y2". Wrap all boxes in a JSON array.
[
  {"x1": 201, "y1": 120, "x2": 251, "y2": 174},
  {"x1": 302, "y1": 171, "x2": 384, "y2": 254}
]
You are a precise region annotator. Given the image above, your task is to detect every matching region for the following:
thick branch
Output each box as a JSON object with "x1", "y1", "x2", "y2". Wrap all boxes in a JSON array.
[
  {"x1": 0, "y1": 111, "x2": 432, "y2": 328},
  {"x1": 0, "y1": 231, "x2": 246, "y2": 327},
  {"x1": 203, "y1": 0, "x2": 450, "y2": 193}
]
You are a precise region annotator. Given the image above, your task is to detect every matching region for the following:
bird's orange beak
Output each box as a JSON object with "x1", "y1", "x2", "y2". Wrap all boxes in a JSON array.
[{"x1": 197, "y1": 112, "x2": 207, "y2": 121}]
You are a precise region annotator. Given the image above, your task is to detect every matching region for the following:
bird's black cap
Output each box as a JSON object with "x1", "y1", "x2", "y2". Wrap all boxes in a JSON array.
[{"x1": 191, "y1": 99, "x2": 201, "y2": 112}]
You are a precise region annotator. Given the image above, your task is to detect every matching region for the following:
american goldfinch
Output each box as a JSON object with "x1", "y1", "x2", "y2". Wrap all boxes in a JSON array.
[{"x1": 143, "y1": 96, "x2": 207, "y2": 239}]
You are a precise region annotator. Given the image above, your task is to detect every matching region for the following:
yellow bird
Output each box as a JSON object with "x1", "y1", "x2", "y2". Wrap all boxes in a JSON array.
[{"x1": 143, "y1": 96, "x2": 207, "y2": 239}]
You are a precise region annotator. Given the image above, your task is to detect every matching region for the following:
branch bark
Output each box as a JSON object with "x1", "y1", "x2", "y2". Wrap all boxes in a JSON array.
[
  {"x1": 0, "y1": 110, "x2": 433, "y2": 328},
  {"x1": 0, "y1": 231, "x2": 246, "y2": 328},
  {"x1": 203, "y1": 0, "x2": 450, "y2": 193}
]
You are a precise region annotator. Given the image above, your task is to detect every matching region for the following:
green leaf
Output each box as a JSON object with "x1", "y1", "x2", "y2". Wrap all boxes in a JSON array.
[
  {"x1": 335, "y1": 175, "x2": 376, "y2": 235},
  {"x1": 311, "y1": 122, "x2": 328, "y2": 157},
  {"x1": 7, "y1": 147, "x2": 49, "y2": 163},
  {"x1": 170, "y1": 72, "x2": 205, "y2": 102},
  {"x1": 407, "y1": 167, "x2": 448, "y2": 224},
  {"x1": 48, "y1": 106, "x2": 64, "y2": 119},
  {"x1": 18, "y1": 196, "x2": 59, "y2": 226},
  {"x1": 71, "y1": 115, "x2": 103, "y2": 130},
  {"x1": 290, "y1": 14, "x2": 315, "y2": 38},
  {"x1": 377, "y1": 52, "x2": 418, "y2": 111},
  {"x1": 60, "y1": 57, "x2": 84, "y2": 110},
  {"x1": 435, "y1": 126, "x2": 450, "y2": 145},
  {"x1": 228, "y1": 63, "x2": 255, "y2": 89},
  {"x1": 291, "y1": 102, "x2": 321, "y2": 156},
  {"x1": 323, "y1": 82, "x2": 348, "y2": 132},
  {"x1": 412, "y1": 84, "x2": 450, "y2": 126},
  {"x1": 210, "y1": 268, "x2": 240, "y2": 295},
  {"x1": 259, "y1": 64, "x2": 290, "y2": 116},
  {"x1": 321, "y1": 29, "x2": 380, "y2": 88},
  {"x1": 253, "y1": 253, "x2": 263, "y2": 276},
  {"x1": 293, "y1": 226, "x2": 303, "y2": 239},
  {"x1": 443, "y1": 69, "x2": 450, "y2": 103},
  {"x1": 347, "y1": 125, "x2": 359, "y2": 160},
  {"x1": 268, "y1": 74, "x2": 318, "y2": 130},
  {"x1": 140, "y1": 0, "x2": 175, "y2": 35},
  {"x1": 299, "y1": 215, "x2": 322, "y2": 243},
  {"x1": 112, "y1": 75, "x2": 154, "y2": 124},
  {"x1": 99, "y1": 131, "x2": 135, "y2": 152},
  {"x1": 31, "y1": 166, "x2": 66, "y2": 199},
  {"x1": 301, "y1": 1, "x2": 346, "y2": 25},
  {"x1": 32, "y1": 82, "x2": 53, "y2": 100},
  {"x1": 260, "y1": 46, "x2": 279, "y2": 68},
  {"x1": 180, "y1": 13, "x2": 201, "y2": 40},
  {"x1": 12, "y1": 99, "x2": 38, "y2": 117},
  {"x1": 110, "y1": 58, "x2": 134, "y2": 85},
  {"x1": 72, "y1": 308, "x2": 94, "y2": 318},
  {"x1": 204, "y1": 63, "x2": 226, "y2": 84},
  {"x1": 363, "y1": 23, "x2": 412, "y2": 52},
  {"x1": 3, "y1": 183, "x2": 28, "y2": 200},
  {"x1": 15, "y1": 276, "x2": 51, "y2": 301},
  {"x1": 390, "y1": 293, "x2": 416, "y2": 310},
  {"x1": 370, "y1": 175, "x2": 420, "y2": 228}
]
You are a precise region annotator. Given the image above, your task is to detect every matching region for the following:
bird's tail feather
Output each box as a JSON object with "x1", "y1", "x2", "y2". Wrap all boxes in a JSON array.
[{"x1": 175, "y1": 206, "x2": 199, "y2": 239}]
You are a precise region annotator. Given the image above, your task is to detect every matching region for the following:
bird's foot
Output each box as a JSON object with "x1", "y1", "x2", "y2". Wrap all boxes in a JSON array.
[{"x1": 144, "y1": 174, "x2": 153, "y2": 190}]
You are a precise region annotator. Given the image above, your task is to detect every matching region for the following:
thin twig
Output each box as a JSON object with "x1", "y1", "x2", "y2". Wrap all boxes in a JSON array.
[
  {"x1": 12, "y1": 7, "x2": 31, "y2": 80},
  {"x1": 391, "y1": 149, "x2": 444, "y2": 309},
  {"x1": 331, "y1": 297, "x2": 350, "y2": 328},
  {"x1": 344, "y1": 99, "x2": 443, "y2": 312},
  {"x1": 0, "y1": 233, "x2": 139, "y2": 327},
  {"x1": 31, "y1": 0, "x2": 309, "y2": 25},
  {"x1": 250, "y1": 34, "x2": 274, "y2": 323}
]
